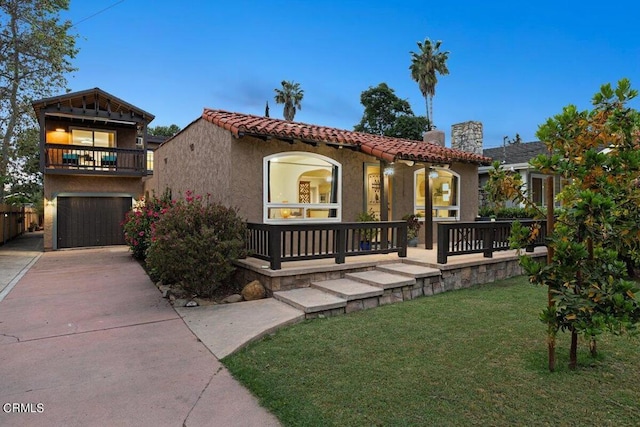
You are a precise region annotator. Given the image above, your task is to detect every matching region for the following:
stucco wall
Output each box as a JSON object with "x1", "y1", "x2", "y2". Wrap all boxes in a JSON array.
[
  {"x1": 43, "y1": 175, "x2": 143, "y2": 250},
  {"x1": 144, "y1": 119, "x2": 233, "y2": 206},
  {"x1": 451, "y1": 162, "x2": 479, "y2": 221}
]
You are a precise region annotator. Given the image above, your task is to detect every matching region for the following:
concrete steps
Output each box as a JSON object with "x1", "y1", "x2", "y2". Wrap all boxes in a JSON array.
[
  {"x1": 273, "y1": 263, "x2": 443, "y2": 319},
  {"x1": 311, "y1": 278, "x2": 383, "y2": 300},
  {"x1": 273, "y1": 287, "x2": 346, "y2": 315},
  {"x1": 345, "y1": 270, "x2": 416, "y2": 289},
  {"x1": 375, "y1": 263, "x2": 441, "y2": 279}
]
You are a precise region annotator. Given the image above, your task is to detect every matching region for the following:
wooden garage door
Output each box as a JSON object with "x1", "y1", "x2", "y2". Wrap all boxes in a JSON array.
[{"x1": 57, "y1": 197, "x2": 132, "y2": 249}]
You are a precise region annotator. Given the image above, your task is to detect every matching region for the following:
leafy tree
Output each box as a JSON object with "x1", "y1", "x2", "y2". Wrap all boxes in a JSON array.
[
  {"x1": 409, "y1": 38, "x2": 449, "y2": 130},
  {"x1": 148, "y1": 124, "x2": 181, "y2": 137},
  {"x1": 354, "y1": 83, "x2": 429, "y2": 140},
  {"x1": 8, "y1": 126, "x2": 42, "y2": 204},
  {"x1": 510, "y1": 79, "x2": 640, "y2": 371},
  {"x1": 483, "y1": 161, "x2": 525, "y2": 211},
  {"x1": 0, "y1": 0, "x2": 78, "y2": 201},
  {"x1": 274, "y1": 80, "x2": 304, "y2": 121}
]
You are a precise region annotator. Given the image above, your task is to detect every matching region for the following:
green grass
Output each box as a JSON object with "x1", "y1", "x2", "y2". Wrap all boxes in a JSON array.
[{"x1": 223, "y1": 277, "x2": 640, "y2": 426}]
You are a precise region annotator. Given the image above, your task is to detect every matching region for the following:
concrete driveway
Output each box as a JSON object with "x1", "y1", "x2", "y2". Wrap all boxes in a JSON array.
[{"x1": 0, "y1": 241, "x2": 279, "y2": 427}]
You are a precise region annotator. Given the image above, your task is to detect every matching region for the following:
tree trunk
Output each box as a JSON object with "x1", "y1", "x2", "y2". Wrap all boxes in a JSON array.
[
  {"x1": 548, "y1": 332, "x2": 556, "y2": 372},
  {"x1": 569, "y1": 329, "x2": 578, "y2": 370},
  {"x1": 1, "y1": 5, "x2": 21, "y2": 202},
  {"x1": 424, "y1": 97, "x2": 431, "y2": 131},
  {"x1": 590, "y1": 336, "x2": 597, "y2": 357},
  {"x1": 546, "y1": 177, "x2": 556, "y2": 372},
  {"x1": 429, "y1": 95, "x2": 434, "y2": 130}
]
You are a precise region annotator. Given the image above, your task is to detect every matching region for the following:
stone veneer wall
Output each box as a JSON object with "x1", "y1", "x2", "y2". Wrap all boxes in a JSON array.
[{"x1": 451, "y1": 121, "x2": 483, "y2": 156}]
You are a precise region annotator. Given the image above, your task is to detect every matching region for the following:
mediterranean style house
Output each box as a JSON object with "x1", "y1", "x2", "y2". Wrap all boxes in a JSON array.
[
  {"x1": 143, "y1": 112, "x2": 491, "y2": 245},
  {"x1": 33, "y1": 88, "x2": 156, "y2": 251}
]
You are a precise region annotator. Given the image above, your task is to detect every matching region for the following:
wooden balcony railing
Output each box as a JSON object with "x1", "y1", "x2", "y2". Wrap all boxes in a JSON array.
[
  {"x1": 44, "y1": 144, "x2": 146, "y2": 175},
  {"x1": 437, "y1": 220, "x2": 547, "y2": 264},
  {"x1": 246, "y1": 221, "x2": 408, "y2": 270}
]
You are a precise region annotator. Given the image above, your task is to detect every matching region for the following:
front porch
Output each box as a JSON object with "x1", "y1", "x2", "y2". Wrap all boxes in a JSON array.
[{"x1": 234, "y1": 244, "x2": 547, "y2": 319}]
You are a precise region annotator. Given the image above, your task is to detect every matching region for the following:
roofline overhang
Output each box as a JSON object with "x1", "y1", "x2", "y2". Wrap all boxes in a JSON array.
[
  {"x1": 32, "y1": 87, "x2": 155, "y2": 124},
  {"x1": 44, "y1": 111, "x2": 139, "y2": 126},
  {"x1": 478, "y1": 161, "x2": 533, "y2": 173}
]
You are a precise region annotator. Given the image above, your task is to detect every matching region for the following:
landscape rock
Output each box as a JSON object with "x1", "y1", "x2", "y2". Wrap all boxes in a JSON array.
[
  {"x1": 241, "y1": 280, "x2": 266, "y2": 301},
  {"x1": 185, "y1": 300, "x2": 199, "y2": 307},
  {"x1": 193, "y1": 297, "x2": 217, "y2": 307},
  {"x1": 158, "y1": 284, "x2": 171, "y2": 298},
  {"x1": 221, "y1": 294, "x2": 243, "y2": 304},
  {"x1": 173, "y1": 298, "x2": 188, "y2": 307}
]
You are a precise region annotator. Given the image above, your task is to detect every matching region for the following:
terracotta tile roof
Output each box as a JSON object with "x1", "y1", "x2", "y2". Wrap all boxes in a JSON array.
[{"x1": 202, "y1": 109, "x2": 492, "y2": 165}]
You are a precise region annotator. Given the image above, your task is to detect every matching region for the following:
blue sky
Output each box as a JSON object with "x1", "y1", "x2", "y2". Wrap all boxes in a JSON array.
[{"x1": 62, "y1": 0, "x2": 640, "y2": 148}]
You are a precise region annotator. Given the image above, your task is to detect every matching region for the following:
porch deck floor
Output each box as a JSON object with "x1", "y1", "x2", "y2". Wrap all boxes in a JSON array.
[{"x1": 236, "y1": 245, "x2": 548, "y2": 278}]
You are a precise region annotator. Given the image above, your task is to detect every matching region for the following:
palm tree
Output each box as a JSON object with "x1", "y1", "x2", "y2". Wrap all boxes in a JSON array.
[
  {"x1": 409, "y1": 38, "x2": 449, "y2": 130},
  {"x1": 274, "y1": 80, "x2": 304, "y2": 121}
]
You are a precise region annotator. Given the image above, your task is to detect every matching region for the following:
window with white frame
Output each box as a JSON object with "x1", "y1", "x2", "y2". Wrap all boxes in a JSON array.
[
  {"x1": 529, "y1": 173, "x2": 566, "y2": 207},
  {"x1": 414, "y1": 168, "x2": 460, "y2": 220},
  {"x1": 264, "y1": 152, "x2": 341, "y2": 222}
]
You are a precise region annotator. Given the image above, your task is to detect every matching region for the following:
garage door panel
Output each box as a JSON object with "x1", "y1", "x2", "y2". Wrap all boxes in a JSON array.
[{"x1": 57, "y1": 197, "x2": 132, "y2": 249}]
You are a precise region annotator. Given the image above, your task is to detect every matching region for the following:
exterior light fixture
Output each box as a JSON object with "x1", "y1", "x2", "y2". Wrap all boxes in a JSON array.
[
  {"x1": 55, "y1": 128, "x2": 65, "y2": 132},
  {"x1": 383, "y1": 166, "x2": 394, "y2": 176},
  {"x1": 429, "y1": 169, "x2": 439, "y2": 179}
]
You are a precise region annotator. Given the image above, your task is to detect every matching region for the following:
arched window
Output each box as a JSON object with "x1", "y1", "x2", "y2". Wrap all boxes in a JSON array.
[
  {"x1": 264, "y1": 152, "x2": 341, "y2": 222},
  {"x1": 414, "y1": 168, "x2": 460, "y2": 220}
]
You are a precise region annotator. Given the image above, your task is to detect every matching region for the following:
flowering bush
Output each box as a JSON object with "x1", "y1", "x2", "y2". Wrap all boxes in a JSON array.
[
  {"x1": 146, "y1": 191, "x2": 247, "y2": 297},
  {"x1": 122, "y1": 192, "x2": 172, "y2": 260}
]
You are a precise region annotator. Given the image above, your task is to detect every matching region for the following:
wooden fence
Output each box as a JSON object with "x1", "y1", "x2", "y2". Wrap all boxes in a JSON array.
[{"x1": 1, "y1": 204, "x2": 38, "y2": 245}]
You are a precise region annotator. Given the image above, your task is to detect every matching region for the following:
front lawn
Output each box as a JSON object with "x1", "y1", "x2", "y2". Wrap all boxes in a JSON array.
[{"x1": 223, "y1": 276, "x2": 640, "y2": 426}]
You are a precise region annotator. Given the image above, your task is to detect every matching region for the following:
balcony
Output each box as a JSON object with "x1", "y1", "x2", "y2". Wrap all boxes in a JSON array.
[{"x1": 44, "y1": 144, "x2": 146, "y2": 176}]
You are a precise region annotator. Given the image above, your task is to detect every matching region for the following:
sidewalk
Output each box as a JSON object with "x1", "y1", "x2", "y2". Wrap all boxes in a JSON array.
[
  {"x1": 0, "y1": 238, "x2": 281, "y2": 427},
  {"x1": 0, "y1": 231, "x2": 43, "y2": 301}
]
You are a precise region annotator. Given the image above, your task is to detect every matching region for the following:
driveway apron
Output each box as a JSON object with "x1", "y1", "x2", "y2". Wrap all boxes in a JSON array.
[{"x1": 0, "y1": 246, "x2": 279, "y2": 427}]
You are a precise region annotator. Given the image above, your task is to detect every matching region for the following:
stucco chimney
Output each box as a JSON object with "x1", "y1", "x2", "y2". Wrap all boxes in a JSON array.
[
  {"x1": 451, "y1": 121, "x2": 483, "y2": 155},
  {"x1": 423, "y1": 129, "x2": 445, "y2": 147}
]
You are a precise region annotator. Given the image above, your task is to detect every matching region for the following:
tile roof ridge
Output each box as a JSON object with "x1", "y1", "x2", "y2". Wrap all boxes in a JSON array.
[{"x1": 200, "y1": 108, "x2": 492, "y2": 164}]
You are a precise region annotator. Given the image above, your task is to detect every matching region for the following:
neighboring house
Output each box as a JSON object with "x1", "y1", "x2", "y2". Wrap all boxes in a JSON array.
[
  {"x1": 32, "y1": 88, "x2": 156, "y2": 251},
  {"x1": 479, "y1": 141, "x2": 564, "y2": 208},
  {"x1": 144, "y1": 112, "x2": 491, "y2": 244}
]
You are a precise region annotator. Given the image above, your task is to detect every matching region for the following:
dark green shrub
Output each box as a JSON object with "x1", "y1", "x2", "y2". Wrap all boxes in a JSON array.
[
  {"x1": 478, "y1": 206, "x2": 537, "y2": 219},
  {"x1": 145, "y1": 191, "x2": 247, "y2": 297}
]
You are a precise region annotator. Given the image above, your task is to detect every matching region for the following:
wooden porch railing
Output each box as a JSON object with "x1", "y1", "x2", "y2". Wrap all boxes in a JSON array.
[
  {"x1": 246, "y1": 221, "x2": 408, "y2": 270},
  {"x1": 44, "y1": 144, "x2": 146, "y2": 175},
  {"x1": 437, "y1": 220, "x2": 547, "y2": 264}
]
